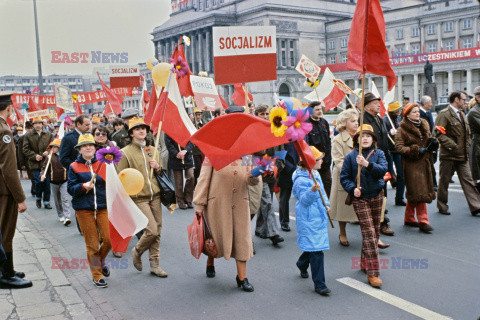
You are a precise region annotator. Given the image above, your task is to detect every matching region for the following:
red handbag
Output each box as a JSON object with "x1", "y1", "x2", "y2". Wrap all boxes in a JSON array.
[{"x1": 187, "y1": 215, "x2": 204, "y2": 259}]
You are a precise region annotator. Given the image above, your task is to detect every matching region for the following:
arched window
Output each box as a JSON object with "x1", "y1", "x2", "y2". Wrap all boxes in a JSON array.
[{"x1": 279, "y1": 83, "x2": 290, "y2": 96}]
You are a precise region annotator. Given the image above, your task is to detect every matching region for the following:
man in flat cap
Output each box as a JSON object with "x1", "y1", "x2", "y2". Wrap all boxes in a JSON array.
[
  {"x1": 112, "y1": 108, "x2": 154, "y2": 149},
  {"x1": 0, "y1": 91, "x2": 32, "y2": 288}
]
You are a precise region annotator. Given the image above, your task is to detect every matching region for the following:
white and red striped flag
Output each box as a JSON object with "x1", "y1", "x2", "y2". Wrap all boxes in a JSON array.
[
  {"x1": 139, "y1": 75, "x2": 149, "y2": 115},
  {"x1": 371, "y1": 81, "x2": 387, "y2": 117},
  {"x1": 150, "y1": 72, "x2": 197, "y2": 147},
  {"x1": 305, "y1": 67, "x2": 345, "y2": 111}
]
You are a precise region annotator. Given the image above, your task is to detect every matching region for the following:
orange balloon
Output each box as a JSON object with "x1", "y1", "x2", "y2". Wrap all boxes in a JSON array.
[{"x1": 118, "y1": 168, "x2": 144, "y2": 195}]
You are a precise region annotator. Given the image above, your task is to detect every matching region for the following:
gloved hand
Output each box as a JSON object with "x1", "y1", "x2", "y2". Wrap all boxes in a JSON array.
[
  {"x1": 426, "y1": 138, "x2": 439, "y2": 152},
  {"x1": 419, "y1": 148, "x2": 427, "y2": 155}
]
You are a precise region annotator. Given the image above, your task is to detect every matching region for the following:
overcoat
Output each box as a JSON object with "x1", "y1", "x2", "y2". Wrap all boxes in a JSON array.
[
  {"x1": 467, "y1": 103, "x2": 480, "y2": 179},
  {"x1": 395, "y1": 118, "x2": 436, "y2": 204},
  {"x1": 329, "y1": 130, "x2": 358, "y2": 222},
  {"x1": 193, "y1": 159, "x2": 258, "y2": 261},
  {"x1": 434, "y1": 106, "x2": 471, "y2": 162}
]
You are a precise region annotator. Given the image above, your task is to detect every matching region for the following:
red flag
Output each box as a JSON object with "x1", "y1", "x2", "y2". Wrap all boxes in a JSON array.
[
  {"x1": 219, "y1": 94, "x2": 229, "y2": 109},
  {"x1": 14, "y1": 107, "x2": 24, "y2": 122},
  {"x1": 74, "y1": 101, "x2": 83, "y2": 116},
  {"x1": 189, "y1": 114, "x2": 289, "y2": 171},
  {"x1": 28, "y1": 96, "x2": 42, "y2": 111},
  {"x1": 293, "y1": 140, "x2": 317, "y2": 172},
  {"x1": 231, "y1": 83, "x2": 253, "y2": 107},
  {"x1": 171, "y1": 43, "x2": 194, "y2": 97},
  {"x1": 346, "y1": 0, "x2": 396, "y2": 91},
  {"x1": 6, "y1": 116, "x2": 13, "y2": 127},
  {"x1": 144, "y1": 84, "x2": 160, "y2": 125},
  {"x1": 140, "y1": 77, "x2": 150, "y2": 115},
  {"x1": 98, "y1": 73, "x2": 123, "y2": 115},
  {"x1": 150, "y1": 76, "x2": 197, "y2": 147},
  {"x1": 32, "y1": 86, "x2": 39, "y2": 94}
]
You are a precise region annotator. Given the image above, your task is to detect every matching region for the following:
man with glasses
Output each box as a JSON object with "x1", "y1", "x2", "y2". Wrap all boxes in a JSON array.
[
  {"x1": 467, "y1": 86, "x2": 480, "y2": 193},
  {"x1": 434, "y1": 91, "x2": 480, "y2": 216}
]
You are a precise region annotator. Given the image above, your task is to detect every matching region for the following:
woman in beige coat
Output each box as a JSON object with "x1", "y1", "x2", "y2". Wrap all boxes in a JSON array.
[
  {"x1": 330, "y1": 109, "x2": 359, "y2": 246},
  {"x1": 193, "y1": 158, "x2": 260, "y2": 292}
]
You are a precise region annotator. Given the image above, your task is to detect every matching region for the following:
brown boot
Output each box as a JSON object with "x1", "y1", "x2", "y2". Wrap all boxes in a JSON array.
[
  {"x1": 150, "y1": 260, "x2": 168, "y2": 278},
  {"x1": 368, "y1": 276, "x2": 382, "y2": 288},
  {"x1": 132, "y1": 247, "x2": 142, "y2": 271}
]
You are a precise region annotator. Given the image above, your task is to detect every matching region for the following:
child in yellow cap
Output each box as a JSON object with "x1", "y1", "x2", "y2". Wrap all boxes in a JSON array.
[{"x1": 292, "y1": 146, "x2": 331, "y2": 296}]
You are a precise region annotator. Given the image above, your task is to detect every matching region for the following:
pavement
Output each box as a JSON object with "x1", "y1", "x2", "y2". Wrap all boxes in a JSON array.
[{"x1": 3, "y1": 175, "x2": 480, "y2": 320}]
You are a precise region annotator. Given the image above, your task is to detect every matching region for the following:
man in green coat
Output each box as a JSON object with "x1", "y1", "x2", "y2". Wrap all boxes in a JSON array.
[
  {"x1": 23, "y1": 116, "x2": 53, "y2": 209},
  {"x1": 434, "y1": 91, "x2": 480, "y2": 216}
]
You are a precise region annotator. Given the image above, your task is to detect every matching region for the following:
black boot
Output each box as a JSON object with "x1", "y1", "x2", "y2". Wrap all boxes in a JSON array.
[
  {"x1": 236, "y1": 276, "x2": 254, "y2": 292},
  {"x1": 0, "y1": 252, "x2": 32, "y2": 289}
]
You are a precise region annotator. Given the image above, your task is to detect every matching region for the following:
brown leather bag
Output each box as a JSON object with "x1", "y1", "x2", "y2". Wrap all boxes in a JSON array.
[{"x1": 202, "y1": 212, "x2": 218, "y2": 257}]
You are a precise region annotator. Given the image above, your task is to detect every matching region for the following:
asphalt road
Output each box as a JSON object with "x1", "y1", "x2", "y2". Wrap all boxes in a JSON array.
[{"x1": 20, "y1": 176, "x2": 480, "y2": 320}]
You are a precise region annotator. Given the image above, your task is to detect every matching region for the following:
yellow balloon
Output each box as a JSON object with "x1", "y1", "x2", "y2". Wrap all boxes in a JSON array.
[
  {"x1": 152, "y1": 63, "x2": 170, "y2": 87},
  {"x1": 118, "y1": 168, "x2": 144, "y2": 196},
  {"x1": 146, "y1": 57, "x2": 159, "y2": 71}
]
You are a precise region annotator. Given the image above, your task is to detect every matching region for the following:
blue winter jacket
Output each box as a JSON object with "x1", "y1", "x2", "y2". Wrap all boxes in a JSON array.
[
  {"x1": 59, "y1": 129, "x2": 80, "y2": 169},
  {"x1": 340, "y1": 148, "x2": 388, "y2": 199},
  {"x1": 292, "y1": 168, "x2": 330, "y2": 252},
  {"x1": 67, "y1": 155, "x2": 107, "y2": 211}
]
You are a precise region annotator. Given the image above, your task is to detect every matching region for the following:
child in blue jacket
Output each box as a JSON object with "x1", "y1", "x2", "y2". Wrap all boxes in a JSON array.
[{"x1": 292, "y1": 146, "x2": 331, "y2": 296}]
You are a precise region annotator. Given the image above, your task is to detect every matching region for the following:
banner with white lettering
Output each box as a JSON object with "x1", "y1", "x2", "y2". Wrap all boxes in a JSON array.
[
  {"x1": 110, "y1": 65, "x2": 141, "y2": 88},
  {"x1": 190, "y1": 76, "x2": 221, "y2": 111},
  {"x1": 212, "y1": 26, "x2": 277, "y2": 85},
  {"x1": 27, "y1": 109, "x2": 50, "y2": 119}
]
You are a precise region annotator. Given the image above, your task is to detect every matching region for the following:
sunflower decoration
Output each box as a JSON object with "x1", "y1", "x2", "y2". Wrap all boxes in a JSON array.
[
  {"x1": 269, "y1": 106, "x2": 288, "y2": 137},
  {"x1": 305, "y1": 78, "x2": 320, "y2": 88}
]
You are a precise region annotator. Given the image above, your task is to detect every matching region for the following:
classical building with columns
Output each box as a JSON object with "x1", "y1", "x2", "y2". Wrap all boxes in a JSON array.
[
  {"x1": 326, "y1": 0, "x2": 480, "y2": 105},
  {"x1": 152, "y1": 0, "x2": 480, "y2": 107}
]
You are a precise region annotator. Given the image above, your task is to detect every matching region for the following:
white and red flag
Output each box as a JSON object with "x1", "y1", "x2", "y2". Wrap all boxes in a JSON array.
[
  {"x1": 139, "y1": 75, "x2": 150, "y2": 115},
  {"x1": 305, "y1": 68, "x2": 345, "y2": 111},
  {"x1": 106, "y1": 164, "x2": 148, "y2": 253},
  {"x1": 150, "y1": 72, "x2": 197, "y2": 147}
]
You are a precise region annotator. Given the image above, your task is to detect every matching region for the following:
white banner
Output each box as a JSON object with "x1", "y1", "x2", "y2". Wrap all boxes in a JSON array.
[
  {"x1": 213, "y1": 26, "x2": 276, "y2": 57},
  {"x1": 190, "y1": 76, "x2": 221, "y2": 111},
  {"x1": 110, "y1": 65, "x2": 140, "y2": 77},
  {"x1": 54, "y1": 83, "x2": 74, "y2": 112},
  {"x1": 295, "y1": 54, "x2": 321, "y2": 81}
]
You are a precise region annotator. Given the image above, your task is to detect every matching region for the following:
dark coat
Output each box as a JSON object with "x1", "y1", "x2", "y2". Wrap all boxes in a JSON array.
[
  {"x1": 340, "y1": 148, "x2": 387, "y2": 199},
  {"x1": 67, "y1": 155, "x2": 106, "y2": 211},
  {"x1": 40, "y1": 153, "x2": 67, "y2": 185},
  {"x1": 59, "y1": 129, "x2": 80, "y2": 169},
  {"x1": 434, "y1": 106, "x2": 471, "y2": 162},
  {"x1": 305, "y1": 117, "x2": 331, "y2": 166},
  {"x1": 395, "y1": 119, "x2": 436, "y2": 204},
  {"x1": 164, "y1": 134, "x2": 194, "y2": 171},
  {"x1": 420, "y1": 108, "x2": 434, "y2": 133},
  {"x1": 276, "y1": 142, "x2": 299, "y2": 189},
  {"x1": 22, "y1": 129, "x2": 54, "y2": 170},
  {"x1": 384, "y1": 114, "x2": 402, "y2": 152},
  {"x1": 467, "y1": 103, "x2": 480, "y2": 179},
  {"x1": 361, "y1": 112, "x2": 391, "y2": 162}
]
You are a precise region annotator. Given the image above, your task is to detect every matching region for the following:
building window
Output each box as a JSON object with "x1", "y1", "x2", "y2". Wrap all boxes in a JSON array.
[
  {"x1": 341, "y1": 54, "x2": 347, "y2": 63},
  {"x1": 205, "y1": 0, "x2": 209, "y2": 8},
  {"x1": 385, "y1": 31, "x2": 389, "y2": 41},
  {"x1": 281, "y1": 40, "x2": 287, "y2": 67},
  {"x1": 220, "y1": 0, "x2": 224, "y2": 3},
  {"x1": 341, "y1": 38, "x2": 348, "y2": 48},
  {"x1": 462, "y1": 19, "x2": 472, "y2": 30},
  {"x1": 428, "y1": 42, "x2": 437, "y2": 52},
  {"x1": 328, "y1": 40, "x2": 335, "y2": 50},
  {"x1": 279, "y1": 83, "x2": 290, "y2": 96},
  {"x1": 427, "y1": 24, "x2": 436, "y2": 35},
  {"x1": 396, "y1": 46, "x2": 405, "y2": 56},
  {"x1": 329, "y1": 56, "x2": 336, "y2": 64},
  {"x1": 412, "y1": 27, "x2": 419, "y2": 37},
  {"x1": 289, "y1": 40, "x2": 295, "y2": 68},
  {"x1": 463, "y1": 38, "x2": 473, "y2": 48},
  {"x1": 396, "y1": 29, "x2": 403, "y2": 40},
  {"x1": 412, "y1": 44, "x2": 420, "y2": 54},
  {"x1": 444, "y1": 21, "x2": 453, "y2": 32},
  {"x1": 444, "y1": 40, "x2": 454, "y2": 51}
]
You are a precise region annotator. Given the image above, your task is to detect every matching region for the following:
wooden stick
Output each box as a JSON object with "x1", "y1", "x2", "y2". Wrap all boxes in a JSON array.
[
  {"x1": 244, "y1": 83, "x2": 248, "y2": 113},
  {"x1": 356, "y1": 73, "x2": 367, "y2": 189},
  {"x1": 310, "y1": 171, "x2": 334, "y2": 228},
  {"x1": 345, "y1": 95, "x2": 356, "y2": 109},
  {"x1": 41, "y1": 150, "x2": 53, "y2": 180}
]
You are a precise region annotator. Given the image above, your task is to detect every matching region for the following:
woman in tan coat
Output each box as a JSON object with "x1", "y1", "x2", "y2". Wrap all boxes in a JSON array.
[
  {"x1": 193, "y1": 158, "x2": 260, "y2": 292},
  {"x1": 330, "y1": 109, "x2": 359, "y2": 246}
]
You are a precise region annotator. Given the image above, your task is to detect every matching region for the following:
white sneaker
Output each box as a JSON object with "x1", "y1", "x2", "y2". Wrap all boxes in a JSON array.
[
  {"x1": 59, "y1": 217, "x2": 65, "y2": 222},
  {"x1": 64, "y1": 218, "x2": 71, "y2": 226}
]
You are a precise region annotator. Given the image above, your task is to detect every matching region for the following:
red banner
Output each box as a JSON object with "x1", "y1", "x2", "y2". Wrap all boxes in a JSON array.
[{"x1": 12, "y1": 88, "x2": 133, "y2": 109}]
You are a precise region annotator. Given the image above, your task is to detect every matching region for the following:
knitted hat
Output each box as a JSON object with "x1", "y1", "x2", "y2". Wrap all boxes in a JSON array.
[{"x1": 403, "y1": 103, "x2": 419, "y2": 117}]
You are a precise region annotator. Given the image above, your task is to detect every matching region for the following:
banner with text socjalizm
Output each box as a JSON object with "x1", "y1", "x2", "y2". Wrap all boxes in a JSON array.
[{"x1": 212, "y1": 26, "x2": 277, "y2": 85}]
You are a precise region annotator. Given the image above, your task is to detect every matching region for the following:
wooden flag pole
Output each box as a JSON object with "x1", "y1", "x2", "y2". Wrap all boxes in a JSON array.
[
  {"x1": 150, "y1": 70, "x2": 174, "y2": 180},
  {"x1": 356, "y1": 73, "x2": 367, "y2": 189},
  {"x1": 309, "y1": 170, "x2": 334, "y2": 228},
  {"x1": 244, "y1": 83, "x2": 249, "y2": 113},
  {"x1": 41, "y1": 150, "x2": 53, "y2": 180}
]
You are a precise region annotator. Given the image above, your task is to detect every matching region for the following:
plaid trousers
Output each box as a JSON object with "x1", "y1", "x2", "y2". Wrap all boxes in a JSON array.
[{"x1": 353, "y1": 190, "x2": 384, "y2": 277}]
